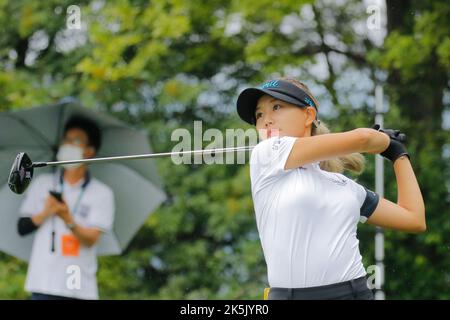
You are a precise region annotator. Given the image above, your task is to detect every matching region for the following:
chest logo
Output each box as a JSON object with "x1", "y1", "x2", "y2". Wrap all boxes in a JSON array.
[
  {"x1": 78, "y1": 204, "x2": 91, "y2": 218},
  {"x1": 324, "y1": 174, "x2": 348, "y2": 186}
]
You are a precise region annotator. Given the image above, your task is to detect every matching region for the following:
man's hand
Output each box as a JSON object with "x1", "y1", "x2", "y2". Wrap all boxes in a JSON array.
[
  {"x1": 53, "y1": 198, "x2": 74, "y2": 225},
  {"x1": 41, "y1": 194, "x2": 100, "y2": 247},
  {"x1": 31, "y1": 195, "x2": 60, "y2": 226},
  {"x1": 42, "y1": 195, "x2": 61, "y2": 217}
]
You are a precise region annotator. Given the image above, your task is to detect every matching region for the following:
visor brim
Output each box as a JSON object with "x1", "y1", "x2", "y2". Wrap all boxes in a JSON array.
[{"x1": 236, "y1": 88, "x2": 308, "y2": 125}]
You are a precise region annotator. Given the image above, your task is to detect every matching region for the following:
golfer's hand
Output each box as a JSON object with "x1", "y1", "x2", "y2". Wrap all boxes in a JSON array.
[
  {"x1": 371, "y1": 124, "x2": 410, "y2": 163},
  {"x1": 372, "y1": 124, "x2": 407, "y2": 143}
]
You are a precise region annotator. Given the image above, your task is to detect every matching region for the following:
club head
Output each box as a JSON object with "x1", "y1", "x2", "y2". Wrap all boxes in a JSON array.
[{"x1": 8, "y1": 152, "x2": 34, "y2": 194}]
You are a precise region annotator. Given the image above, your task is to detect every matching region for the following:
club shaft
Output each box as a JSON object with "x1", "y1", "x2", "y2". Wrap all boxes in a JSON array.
[{"x1": 32, "y1": 146, "x2": 255, "y2": 168}]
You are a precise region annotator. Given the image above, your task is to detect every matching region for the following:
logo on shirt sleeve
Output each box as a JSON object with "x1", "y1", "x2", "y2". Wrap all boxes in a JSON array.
[{"x1": 272, "y1": 137, "x2": 281, "y2": 151}]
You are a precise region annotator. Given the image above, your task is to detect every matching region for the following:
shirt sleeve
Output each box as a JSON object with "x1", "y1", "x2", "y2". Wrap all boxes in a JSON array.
[
  {"x1": 85, "y1": 187, "x2": 115, "y2": 233},
  {"x1": 18, "y1": 175, "x2": 47, "y2": 217},
  {"x1": 348, "y1": 179, "x2": 380, "y2": 223},
  {"x1": 249, "y1": 136, "x2": 297, "y2": 193}
]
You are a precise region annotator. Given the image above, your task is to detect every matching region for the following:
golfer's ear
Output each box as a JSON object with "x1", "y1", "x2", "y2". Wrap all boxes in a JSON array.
[{"x1": 305, "y1": 106, "x2": 316, "y2": 127}]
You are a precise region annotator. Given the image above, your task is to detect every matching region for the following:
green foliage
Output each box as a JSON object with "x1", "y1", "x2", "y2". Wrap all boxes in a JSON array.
[{"x1": 375, "y1": 2, "x2": 449, "y2": 80}]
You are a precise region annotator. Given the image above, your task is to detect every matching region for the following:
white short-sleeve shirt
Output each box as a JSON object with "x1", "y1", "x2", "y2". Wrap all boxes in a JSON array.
[
  {"x1": 19, "y1": 171, "x2": 115, "y2": 299},
  {"x1": 250, "y1": 136, "x2": 379, "y2": 288}
]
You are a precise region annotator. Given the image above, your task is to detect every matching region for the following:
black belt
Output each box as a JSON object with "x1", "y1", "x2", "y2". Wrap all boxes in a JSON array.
[{"x1": 268, "y1": 276, "x2": 372, "y2": 300}]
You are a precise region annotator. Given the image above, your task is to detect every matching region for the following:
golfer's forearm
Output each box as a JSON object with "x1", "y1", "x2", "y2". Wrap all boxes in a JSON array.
[
  {"x1": 365, "y1": 129, "x2": 390, "y2": 154},
  {"x1": 393, "y1": 155, "x2": 426, "y2": 225}
]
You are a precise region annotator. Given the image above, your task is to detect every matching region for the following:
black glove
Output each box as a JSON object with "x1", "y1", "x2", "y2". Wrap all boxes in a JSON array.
[
  {"x1": 372, "y1": 124, "x2": 410, "y2": 163},
  {"x1": 372, "y1": 124, "x2": 407, "y2": 143}
]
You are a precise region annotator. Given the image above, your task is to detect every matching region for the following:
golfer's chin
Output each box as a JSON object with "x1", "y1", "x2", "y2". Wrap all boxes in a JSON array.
[{"x1": 258, "y1": 129, "x2": 283, "y2": 140}]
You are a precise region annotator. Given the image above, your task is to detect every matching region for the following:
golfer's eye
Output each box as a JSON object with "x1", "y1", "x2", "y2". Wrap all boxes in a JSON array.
[
  {"x1": 255, "y1": 112, "x2": 263, "y2": 120},
  {"x1": 273, "y1": 104, "x2": 281, "y2": 111}
]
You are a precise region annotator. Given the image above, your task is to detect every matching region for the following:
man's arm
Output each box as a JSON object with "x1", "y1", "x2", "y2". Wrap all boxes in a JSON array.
[
  {"x1": 18, "y1": 197, "x2": 57, "y2": 236},
  {"x1": 17, "y1": 217, "x2": 38, "y2": 236},
  {"x1": 31, "y1": 210, "x2": 54, "y2": 226},
  {"x1": 66, "y1": 220, "x2": 102, "y2": 248},
  {"x1": 54, "y1": 203, "x2": 102, "y2": 247}
]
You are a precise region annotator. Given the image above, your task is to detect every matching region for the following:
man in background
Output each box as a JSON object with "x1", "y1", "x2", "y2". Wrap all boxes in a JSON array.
[{"x1": 17, "y1": 115, "x2": 115, "y2": 300}]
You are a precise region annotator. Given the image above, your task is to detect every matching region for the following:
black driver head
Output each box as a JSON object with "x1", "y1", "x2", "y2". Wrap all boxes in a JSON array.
[{"x1": 8, "y1": 152, "x2": 34, "y2": 194}]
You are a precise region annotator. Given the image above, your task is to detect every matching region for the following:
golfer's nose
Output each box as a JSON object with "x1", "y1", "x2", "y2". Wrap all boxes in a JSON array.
[{"x1": 264, "y1": 115, "x2": 274, "y2": 127}]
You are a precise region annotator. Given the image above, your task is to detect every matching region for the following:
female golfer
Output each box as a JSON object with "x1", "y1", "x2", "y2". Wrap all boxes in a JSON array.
[{"x1": 236, "y1": 78, "x2": 426, "y2": 300}]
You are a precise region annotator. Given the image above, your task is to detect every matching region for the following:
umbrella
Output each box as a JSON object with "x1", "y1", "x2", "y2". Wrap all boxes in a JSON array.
[{"x1": 0, "y1": 99, "x2": 166, "y2": 261}]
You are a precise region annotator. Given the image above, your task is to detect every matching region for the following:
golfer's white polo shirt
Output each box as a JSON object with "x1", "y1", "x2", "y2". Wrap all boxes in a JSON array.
[
  {"x1": 19, "y1": 172, "x2": 114, "y2": 299},
  {"x1": 250, "y1": 136, "x2": 379, "y2": 288}
]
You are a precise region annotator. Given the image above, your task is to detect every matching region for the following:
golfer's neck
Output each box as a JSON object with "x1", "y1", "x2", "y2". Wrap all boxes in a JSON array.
[{"x1": 64, "y1": 166, "x2": 87, "y2": 185}]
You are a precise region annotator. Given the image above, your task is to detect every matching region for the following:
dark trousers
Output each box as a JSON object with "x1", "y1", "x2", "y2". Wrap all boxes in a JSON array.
[
  {"x1": 31, "y1": 292, "x2": 80, "y2": 300},
  {"x1": 268, "y1": 276, "x2": 375, "y2": 300}
]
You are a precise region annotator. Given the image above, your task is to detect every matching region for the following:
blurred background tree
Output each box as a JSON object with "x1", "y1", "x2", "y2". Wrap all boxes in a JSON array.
[{"x1": 0, "y1": 0, "x2": 448, "y2": 299}]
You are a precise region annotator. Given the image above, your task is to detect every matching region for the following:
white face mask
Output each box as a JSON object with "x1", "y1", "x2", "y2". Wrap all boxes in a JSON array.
[{"x1": 56, "y1": 144, "x2": 84, "y2": 169}]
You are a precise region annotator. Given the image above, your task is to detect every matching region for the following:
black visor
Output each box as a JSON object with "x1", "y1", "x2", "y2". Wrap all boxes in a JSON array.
[{"x1": 236, "y1": 79, "x2": 318, "y2": 125}]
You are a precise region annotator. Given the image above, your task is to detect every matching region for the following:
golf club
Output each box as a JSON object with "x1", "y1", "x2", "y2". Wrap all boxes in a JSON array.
[{"x1": 8, "y1": 146, "x2": 254, "y2": 195}]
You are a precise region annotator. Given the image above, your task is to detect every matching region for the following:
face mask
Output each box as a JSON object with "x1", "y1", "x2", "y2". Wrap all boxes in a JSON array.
[{"x1": 56, "y1": 144, "x2": 84, "y2": 169}]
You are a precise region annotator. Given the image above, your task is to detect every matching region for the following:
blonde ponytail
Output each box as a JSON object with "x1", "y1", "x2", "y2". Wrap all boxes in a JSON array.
[
  {"x1": 312, "y1": 119, "x2": 365, "y2": 174},
  {"x1": 281, "y1": 77, "x2": 365, "y2": 175}
]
